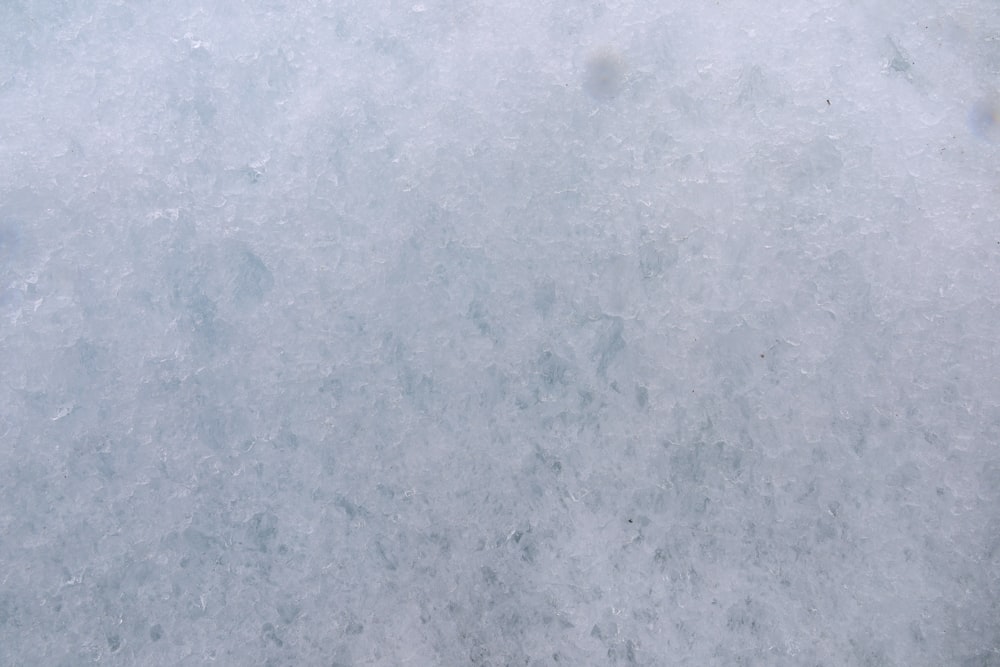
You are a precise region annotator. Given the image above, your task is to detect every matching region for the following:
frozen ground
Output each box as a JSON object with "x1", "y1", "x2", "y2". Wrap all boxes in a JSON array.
[{"x1": 1, "y1": 1, "x2": 999, "y2": 665}]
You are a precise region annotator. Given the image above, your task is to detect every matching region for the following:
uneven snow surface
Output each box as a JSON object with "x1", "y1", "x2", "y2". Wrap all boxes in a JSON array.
[{"x1": 1, "y1": 1, "x2": 999, "y2": 664}]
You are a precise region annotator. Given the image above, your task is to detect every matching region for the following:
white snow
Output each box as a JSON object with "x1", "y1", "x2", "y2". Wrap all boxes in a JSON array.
[{"x1": 0, "y1": 1, "x2": 998, "y2": 665}]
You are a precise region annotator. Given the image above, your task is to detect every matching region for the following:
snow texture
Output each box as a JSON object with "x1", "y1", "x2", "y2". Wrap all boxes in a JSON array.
[{"x1": 1, "y1": 1, "x2": 999, "y2": 665}]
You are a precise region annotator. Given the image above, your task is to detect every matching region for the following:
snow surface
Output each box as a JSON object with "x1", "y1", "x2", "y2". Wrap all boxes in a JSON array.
[{"x1": 1, "y1": 1, "x2": 999, "y2": 665}]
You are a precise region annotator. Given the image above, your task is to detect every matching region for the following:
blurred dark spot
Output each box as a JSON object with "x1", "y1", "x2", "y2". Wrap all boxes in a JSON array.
[
  {"x1": 583, "y1": 50, "x2": 626, "y2": 100},
  {"x1": 969, "y1": 98, "x2": 999, "y2": 140}
]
